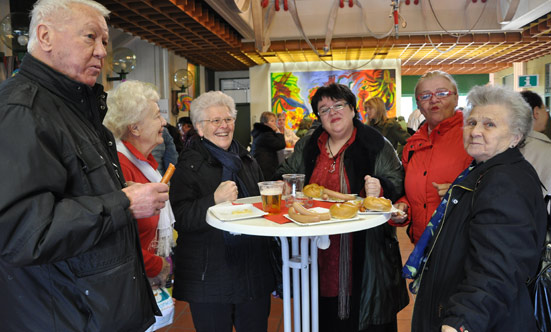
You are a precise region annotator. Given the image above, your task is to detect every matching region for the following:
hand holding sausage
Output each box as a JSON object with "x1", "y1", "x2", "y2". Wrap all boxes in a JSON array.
[
  {"x1": 122, "y1": 182, "x2": 169, "y2": 219},
  {"x1": 160, "y1": 163, "x2": 176, "y2": 184},
  {"x1": 214, "y1": 180, "x2": 238, "y2": 204}
]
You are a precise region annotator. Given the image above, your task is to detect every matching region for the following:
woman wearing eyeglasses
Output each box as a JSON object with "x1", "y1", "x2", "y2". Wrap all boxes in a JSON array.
[
  {"x1": 169, "y1": 91, "x2": 274, "y2": 332},
  {"x1": 275, "y1": 83, "x2": 408, "y2": 332},
  {"x1": 390, "y1": 70, "x2": 472, "y2": 244}
]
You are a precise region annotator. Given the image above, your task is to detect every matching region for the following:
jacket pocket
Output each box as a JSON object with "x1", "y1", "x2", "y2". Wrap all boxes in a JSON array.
[
  {"x1": 77, "y1": 257, "x2": 152, "y2": 331},
  {"x1": 78, "y1": 142, "x2": 106, "y2": 173},
  {"x1": 67, "y1": 228, "x2": 135, "y2": 277},
  {"x1": 75, "y1": 142, "x2": 117, "y2": 195}
]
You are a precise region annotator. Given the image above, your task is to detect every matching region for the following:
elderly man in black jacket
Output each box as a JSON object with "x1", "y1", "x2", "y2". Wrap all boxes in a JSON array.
[{"x1": 0, "y1": 0, "x2": 169, "y2": 331}]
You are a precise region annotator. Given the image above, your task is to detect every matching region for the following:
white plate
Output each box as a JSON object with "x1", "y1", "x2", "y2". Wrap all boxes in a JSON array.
[
  {"x1": 358, "y1": 206, "x2": 403, "y2": 215},
  {"x1": 209, "y1": 204, "x2": 268, "y2": 221},
  {"x1": 284, "y1": 207, "x2": 360, "y2": 226}
]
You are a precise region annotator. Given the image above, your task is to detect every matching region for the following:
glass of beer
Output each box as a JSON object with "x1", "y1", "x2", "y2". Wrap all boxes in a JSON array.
[{"x1": 257, "y1": 181, "x2": 284, "y2": 214}]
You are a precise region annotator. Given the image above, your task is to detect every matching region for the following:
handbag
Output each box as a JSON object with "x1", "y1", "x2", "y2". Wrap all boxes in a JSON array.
[
  {"x1": 529, "y1": 195, "x2": 551, "y2": 332},
  {"x1": 144, "y1": 286, "x2": 175, "y2": 332}
]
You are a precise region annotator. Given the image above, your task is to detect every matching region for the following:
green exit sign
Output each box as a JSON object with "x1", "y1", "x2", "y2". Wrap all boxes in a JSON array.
[{"x1": 518, "y1": 75, "x2": 539, "y2": 88}]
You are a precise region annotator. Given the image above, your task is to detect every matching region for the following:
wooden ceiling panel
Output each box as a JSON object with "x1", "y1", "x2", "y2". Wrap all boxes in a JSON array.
[{"x1": 96, "y1": 0, "x2": 551, "y2": 74}]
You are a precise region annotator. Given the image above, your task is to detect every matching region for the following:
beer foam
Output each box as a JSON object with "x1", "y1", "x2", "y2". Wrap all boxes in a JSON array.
[{"x1": 260, "y1": 188, "x2": 282, "y2": 195}]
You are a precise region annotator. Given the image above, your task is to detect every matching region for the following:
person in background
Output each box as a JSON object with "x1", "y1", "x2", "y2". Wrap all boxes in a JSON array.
[
  {"x1": 521, "y1": 90, "x2": 550, "y2": 135},
  {"x1": 274, "y1": 83, "x2": 408, "y2": 332},
  {"x1": 519, "y1": 90, "x2": 551, "y2": 196},
  {"x1": 544, "y1": 117, "x2": 551, "y2": 140},
  {"x1": 251, "y1": 111, "x2": 286, "y2": 180},
  {"x1": 407, "y1": 108, "x2": 425, "y2": 134},
  {"x1": 409, "y1": 85, "x2": 547, "y2": 332},
  {"x1": 296, "y1": 116, "x2": 314, "y2": 138},
  {"x1": 364, "y1": 96, "x2": 410, "y2": 156},
  {"x1": 277, "y1": 111, "x2": 299, "y2": 147},
  {"x1": 396, "y1": 116, "x2": 407, "y2": 132},
  {"x1": 151, "y1": 127, "x2": 179, "y2": 174},
  {"x1": 178, "y1": 116, "x2": 197, "y2": 148},
  {"x1": 103, "y1": 80, "x2": 174, "y2": 289},
  {"x1": 166, "y1": 122, "x2": 184, "y2": 154},
  {"x1": 0, "y1": 0, "x2": 168, "y2": 330},
  {"x1": 390, "y1": 70, "x2": 472, "y2": 244},
  {"x1": 169, "y1": 91, "x2": 274, "y2": 332}
]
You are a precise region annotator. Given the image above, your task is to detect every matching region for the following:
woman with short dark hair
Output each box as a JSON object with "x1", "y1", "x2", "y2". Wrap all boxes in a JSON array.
[{"x1": 275, "y1": 83, "x2": 408, "y2": 332}]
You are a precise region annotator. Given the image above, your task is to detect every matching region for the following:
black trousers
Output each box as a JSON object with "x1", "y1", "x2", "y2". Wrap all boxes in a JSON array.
[
  {"x1": 319, "y1": 296, "x2": 398, "y2": 332},
  {"x1": 189, "y1": 294, "x2": 271, "y2": 332}
]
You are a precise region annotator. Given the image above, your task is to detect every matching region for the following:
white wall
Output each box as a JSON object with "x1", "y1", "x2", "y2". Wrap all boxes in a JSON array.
[{"x1": 493, "y1": 54, "x2": 551, "y2": 99}]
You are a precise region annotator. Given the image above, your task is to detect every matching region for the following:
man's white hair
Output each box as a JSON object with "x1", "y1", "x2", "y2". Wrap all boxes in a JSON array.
[{"x1": 27, "y1": 0, "x2": 110, "y2": 53}]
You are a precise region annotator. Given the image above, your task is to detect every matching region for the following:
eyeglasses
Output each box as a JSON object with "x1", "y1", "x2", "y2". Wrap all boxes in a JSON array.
[
  {"x1": 318, "y1": 102, "x2": 348, "y2": 116},
  {"x1": 200, "y1": 117, "x2": 235, "y2": 126},
  {"x1": 416, "y1": 89, "x2": 456, "y2": 101}
]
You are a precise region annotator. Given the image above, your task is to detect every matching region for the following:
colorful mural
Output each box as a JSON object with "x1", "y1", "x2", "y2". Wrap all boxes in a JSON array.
[
  {"x1": 177, "y1": 93, "x2": 192, "y2": 113},
  {"x1": 271, "y1": 69, "x2": 396, "y2": 130}
]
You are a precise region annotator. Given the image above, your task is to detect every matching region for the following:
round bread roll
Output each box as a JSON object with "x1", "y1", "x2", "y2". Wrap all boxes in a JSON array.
[
  {"x1": 362, "y1": 196, "x2": 392, "y2": 212},
  {"x1": 329, "y1": 202, "x2": 359, "y2": 219},
  {"x1": 303, "y1": 183, "x2": 324, "y2": 198}
]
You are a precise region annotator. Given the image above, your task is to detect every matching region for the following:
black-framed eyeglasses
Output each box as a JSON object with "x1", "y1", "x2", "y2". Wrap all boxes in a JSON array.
[
  {"x1": 200, "y1": 117, "x2": 235, "y2": 126},
  {"x1": 416, "y1": 89, "x2": 456, "y2": 101},
  {"x1": 318, "y1": 102, "x2": 348, "y2": 117}
]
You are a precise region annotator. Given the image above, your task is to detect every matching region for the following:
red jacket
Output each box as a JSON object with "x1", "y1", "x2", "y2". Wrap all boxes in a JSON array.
[
  {"x1": 118, "y1": 140, "x2": 163, "y2": 278},
  {"x1": 392, "y1": 111, "x2": 472, "y2": 243}
]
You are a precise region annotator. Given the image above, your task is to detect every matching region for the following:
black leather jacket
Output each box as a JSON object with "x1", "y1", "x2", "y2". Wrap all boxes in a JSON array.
[{"x1": 0, "y1": 55, "x2": 158, "y2": 331}]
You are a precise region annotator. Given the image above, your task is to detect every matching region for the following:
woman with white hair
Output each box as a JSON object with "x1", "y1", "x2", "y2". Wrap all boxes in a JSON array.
[
  {"x1": 169, "y1": 91, "x2": 274, "y2": 332},
  {"x1": 104, "y1": 80, "x2": 173, "y2": 289},
  {"x1": 408, "y1": 85, "x2": 547, "y2": 332}
]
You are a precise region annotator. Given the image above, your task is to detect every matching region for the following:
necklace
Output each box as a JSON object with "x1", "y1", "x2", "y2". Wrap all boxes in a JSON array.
[{"x1": 327, "y1": 141, "x2": 337, "y2": 173}]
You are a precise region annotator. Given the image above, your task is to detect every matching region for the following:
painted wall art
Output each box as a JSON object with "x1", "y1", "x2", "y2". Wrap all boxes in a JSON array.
[{"x1": 271, "y1": 69, "x2": 396, "y2": 131}]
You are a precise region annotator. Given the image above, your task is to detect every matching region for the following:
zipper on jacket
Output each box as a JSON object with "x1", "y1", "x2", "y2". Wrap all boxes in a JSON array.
[{"x1": 201, "y1": 247, "x2": 209, "y2": 281}]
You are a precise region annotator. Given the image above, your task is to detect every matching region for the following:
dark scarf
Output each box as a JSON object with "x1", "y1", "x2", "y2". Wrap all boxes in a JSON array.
[
  {"x1": 202, "y1": 138, "x2": 250, "y2": 198},
  {"x1": 202, "y1": 138, "x2": 252, "y2": 264}
]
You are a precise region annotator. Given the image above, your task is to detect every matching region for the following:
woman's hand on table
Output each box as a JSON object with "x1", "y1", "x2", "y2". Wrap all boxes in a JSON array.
[
  {"x1": 214, "y1": 180, "x2": 238, "y2": 204},
  {"x1": 390, "y1": 202, "x2": 408, "y2": 223},
  {"x1": 364, "y1": 175, "x2": 381, "y2": 197}
]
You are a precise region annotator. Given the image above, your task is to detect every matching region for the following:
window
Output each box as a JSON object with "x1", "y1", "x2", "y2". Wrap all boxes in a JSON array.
[{"x1": 220, "y1": 78, "x2": 250, "y2": 103}]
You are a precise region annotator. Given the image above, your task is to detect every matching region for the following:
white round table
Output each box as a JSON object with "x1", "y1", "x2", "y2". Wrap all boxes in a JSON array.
[{"x1": 206, "y1": 197, "x2": 390, "y2": 332}]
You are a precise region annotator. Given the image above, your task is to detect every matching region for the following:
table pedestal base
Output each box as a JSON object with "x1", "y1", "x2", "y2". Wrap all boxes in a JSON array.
[{"x1": 280, "y1": 235, "x2": 330, "y2": 332}]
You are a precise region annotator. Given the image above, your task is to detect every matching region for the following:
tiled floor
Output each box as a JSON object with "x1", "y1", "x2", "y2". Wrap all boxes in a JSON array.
[{"x1": 158, "y1": 227, "x2": 415, "y2": 332}]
